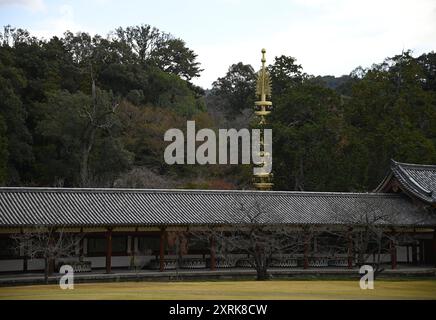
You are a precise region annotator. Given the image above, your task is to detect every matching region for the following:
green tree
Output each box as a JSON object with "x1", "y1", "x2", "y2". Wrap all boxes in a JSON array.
[
  {"x1": 0, "y1": 46, "x2": 33, "y2": 184},
  {"x1": 268, "y1": 55, "x2": 305, "y2": 96},
  {"x1": 342, "y1": 51, "x2": 436, "y2": 189},
  {"x1": 271, "y1": 82, "x2": 344, "y2": 191},
  {"x1": 35, "y1": 86, "x2": 132, "y2": 187},
  {"x1": 150, "y1": 38, "x2": 202, "y2": 80},
  {"x1": 210, "y1": 62, "x2": 256, "y2": 116},
  {"x1": 114, "y1": 24, "x2": 202, "y2": 80},
  {"x1": 0, "y1": 115, "x2": 8, "y2": 184}
]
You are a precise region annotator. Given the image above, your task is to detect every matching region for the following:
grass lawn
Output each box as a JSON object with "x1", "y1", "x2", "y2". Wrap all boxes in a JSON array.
[{"x1": 1, "y1": 279, "x2": 436, "y2": 300}]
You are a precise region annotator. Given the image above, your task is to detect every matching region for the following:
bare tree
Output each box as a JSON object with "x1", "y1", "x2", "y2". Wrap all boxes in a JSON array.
[
  {"x1": 113, "y1": 166, "x2": 177, "y2": 189},
  {"x1": 190, "y1": 199, "x2": 312, "y2": 280},
  {"x1": 79, "y1": 71, "x2": 119, "y2": 187},
  {"x1": 12, "y1": 226, "x2": 82, "y2": 284},
  {"x1": 326, "y1": 197, "x2": 434, "y2": 276}
]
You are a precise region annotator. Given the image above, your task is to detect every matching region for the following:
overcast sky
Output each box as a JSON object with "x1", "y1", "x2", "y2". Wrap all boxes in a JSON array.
[{"x1": 1, "y1": 0, "x2": 435, "y2": 88}]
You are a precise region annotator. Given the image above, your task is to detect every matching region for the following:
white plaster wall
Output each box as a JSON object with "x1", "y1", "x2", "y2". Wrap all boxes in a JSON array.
[
  {"x1": 364, "y1": 253, "x2": 391, "y2": 263},
  {"x1": 397, "y1": 246, "x2": 408, "y2": 262},
  {"x1": 83, "y1": 257, "x2": 105, "y2": 268},
  {"x1": 111, "y1": 256, "x2": 130, "y2": 267},
  {"x1": 0, "y1": 259, "x2": 23, "y2": 272},
  {"x1": 133, "y1": 255, "x2": 155, "y2": 268},
  {"x1": 28, "y1": 259, "x2": 45, "y2": 271}
]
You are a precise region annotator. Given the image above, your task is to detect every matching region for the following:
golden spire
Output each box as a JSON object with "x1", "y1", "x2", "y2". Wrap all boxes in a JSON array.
[
  {"x1": 253, "y1": 48, "x2": 273, "y2": 191},
  {"x1": 256, "y1": 48, "x2": 271, "y2": 102}
]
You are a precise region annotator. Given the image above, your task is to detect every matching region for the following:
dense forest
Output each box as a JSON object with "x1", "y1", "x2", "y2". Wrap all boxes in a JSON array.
[{"x1": 0, "y1": 24, "x2": 435, "y2": 191}]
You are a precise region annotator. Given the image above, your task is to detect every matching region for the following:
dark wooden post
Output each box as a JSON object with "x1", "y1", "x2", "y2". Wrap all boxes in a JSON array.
[
  {"x1": 419, "y1": 240, "x2": 424, "y2": 263},
  {"x1": 347, "y1": 227, "x2": 353, "y2": 269},
  {"x1": 106, "y1": 228, "x2": 112, "y2": 274},
  {"x1": 412, "y1": 242, "x2": 418, "y2": 265},
  {"x1": 20, "y1": 229, "x2": 28, "y2": 273},
  {"x1": 210, "y1": 236, "x2": 216, "y2": 271},
  {"x1": 390, "y1": 239, "x2": 397, "y2": 270},
  {"x1": 159, "y1": 228, "x2": 166, "y2": 272},
  {"x1": 79, "y1": 227, "x2": 84, "y2": 262},
  {"x1": 130, "y1": 236, "x2": 136, "y2": 269},
  {"x1": 303, "y1": 231, "x2": 310, "y2": 269},
  {"x1": 412, "y1": 229, "x2": 417, "y2": 265},
  {"x1": 178, "y1": 233, "x2": 184, "y2": 261},
  {"x1": 433, "y1": 229, "x2": 436, "y2": 268},
  {"x1": 23, "y1": 253, "x2": 28, "y2": 273},
  {"x1": 79, "y1": 237, "x2": 84, "y2": 262},
  {"x1": 48, "y1": 229, "x2": 56, "y2": 275}
]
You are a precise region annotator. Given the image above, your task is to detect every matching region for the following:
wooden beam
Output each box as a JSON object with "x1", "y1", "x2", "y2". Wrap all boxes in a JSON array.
[
  {"x1": 106, "y1": 228, "x2": 112, "y2": 274},
  {"x1": 159, "y1": 228, "x2": 166, "y2": 272},
  {"x1": 210, "y1": 236, "x2": 216, "y2": 271}
]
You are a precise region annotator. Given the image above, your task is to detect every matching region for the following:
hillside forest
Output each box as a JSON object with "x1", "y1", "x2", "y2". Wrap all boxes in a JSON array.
[{"x1": 0, "y1": 24, "x2": 435, "y2": 191}]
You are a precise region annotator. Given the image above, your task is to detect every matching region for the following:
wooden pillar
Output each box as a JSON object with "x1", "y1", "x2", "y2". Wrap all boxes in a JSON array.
[
  {"x1": 127, "y1": 235, "x2": 135, "y2": 269},
  {"x1": 79, "y1": 237, "x2": 84, "y2": 262},
  {"x1": 303, "y1": 232, "x2": 310, "y2": 269},
  {"x1": 79, "y1": 228, "x2": 84, "y2": 262},
  {"x1": 105, "y1": 228, "x2": 112, "y2": 274},
  {"x1": 419, "y1": 240, "x2": 424, "y2": 263},
  {"x1": 159, "y1": 228, "x2": 166, "y2": 272},
  {"x1": 178, "y1": 233, "x2": 185, "y2": 261},
  {"x1": 20, "y1": 230, "x2": 28, "y2": 273},
  {"x1": 412, "y1": 242, "x2": 418, "y2": 265},
  {"x1": 23, "y1": 254, "x2": 28, "y2": 273},
  {"x1": 412, "y1": 229, "x2": 418, "y2": 265},
  {"x1": 347, "y1": 228, "x2": 353, "y2": 269},
  {"x1": 433, "y1": 229, "x2": 436, "y2": 268},
  {"x1": 210, "y1": 236, "x2": 216, "y2": 271},
  {"x1": 20, "y1": 235, "x2": 29, "y2": 272},
  {"x1": 48, "y1": 259, "x2": 55, "y2": 275},
  {"x1": 48, "y1": 229, "x2": 56, "y2": 275},
  {"x1": 390, "y1": 239, "x2": 397, "y2": 270},
  {"x1": 131, "y1": 236, "x2": 136, "y2": 266}
]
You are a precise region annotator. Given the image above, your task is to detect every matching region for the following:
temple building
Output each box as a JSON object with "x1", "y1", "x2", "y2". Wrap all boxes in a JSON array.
[
  {"x1": 376, "y1": 160, "x2": 436, "y2": 206},
  {"x1": 0, "y1": 159, "x2": 435, "y2": 274},
  {"x1": 0, "y1": 51, "x2": 435, "y2": 277}
]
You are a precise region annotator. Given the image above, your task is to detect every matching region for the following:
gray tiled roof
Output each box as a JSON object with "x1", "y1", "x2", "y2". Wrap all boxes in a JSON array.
[
  {"x1": 377, "y1": 160, "x2": 436, "y2": 205},
  {"x1": 0, "y1": 188, "x2": 434, "y2": 228}
]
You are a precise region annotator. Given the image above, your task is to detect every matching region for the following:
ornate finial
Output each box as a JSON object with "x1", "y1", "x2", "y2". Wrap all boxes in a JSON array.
[
  {"x1": 256, "y1": 49, "x2": 271, "y2": 101},
  {"x1": 253, "y1": 49, "x2": 273, "y2": 191}
]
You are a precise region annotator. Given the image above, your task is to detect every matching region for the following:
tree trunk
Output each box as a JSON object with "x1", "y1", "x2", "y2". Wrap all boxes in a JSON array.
[
  {"x1": 254, "y1": 253, "x2": 269, "y2": 281},
  {"x1": 256, "y1": 266, "x2": 269, "y2": 281},
  {"x1": 80, "y1": 129, "x2": 96, "y2": 187},
  {"x1": 80, "y1": 147, "x2": 89, "y2": 187}
]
